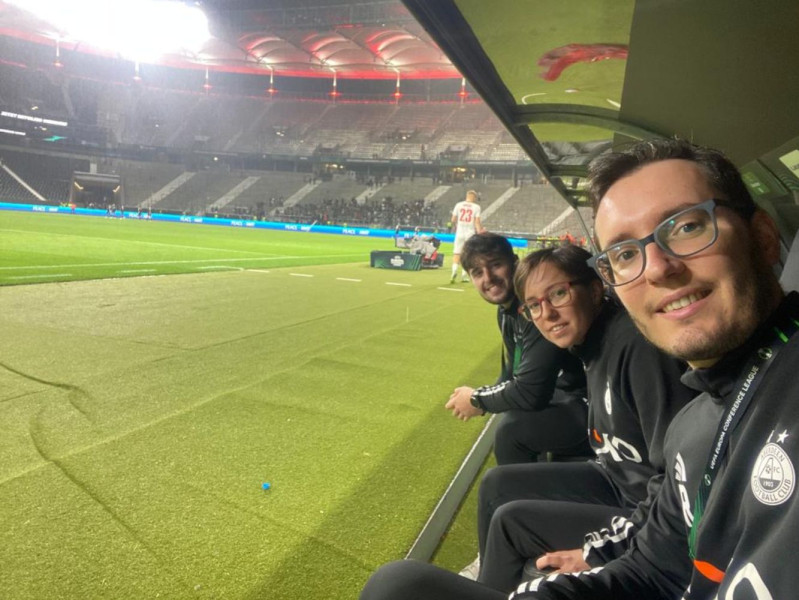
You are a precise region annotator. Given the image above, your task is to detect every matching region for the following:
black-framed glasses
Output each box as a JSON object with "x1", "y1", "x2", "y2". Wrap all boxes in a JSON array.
[
  {"x1": 587, "y1": 199, "x2": 720, "y2": 287},
  {"x1": 519, "y1": 280, "x2": 581, "y2": 321}
]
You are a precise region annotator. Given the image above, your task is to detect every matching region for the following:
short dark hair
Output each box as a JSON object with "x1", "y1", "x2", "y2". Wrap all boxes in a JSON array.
[
  {"x1": 514, "y1": 245, "x2": 599, "y2": 301},
  {"x1": 461, "y1": 232, "x2": 515, "y2": 272},
  {"x1": 587, "y1": 138, "x2": 757, "y2": 220}
]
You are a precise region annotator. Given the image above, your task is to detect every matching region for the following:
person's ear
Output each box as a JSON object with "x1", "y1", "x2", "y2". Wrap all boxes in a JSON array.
[
  {"x1": 750, "y1": 209, "x2": 781, "y2": 266},
  {"x1": 589, "y1": 279, "x2": 604, "y2": 305}
]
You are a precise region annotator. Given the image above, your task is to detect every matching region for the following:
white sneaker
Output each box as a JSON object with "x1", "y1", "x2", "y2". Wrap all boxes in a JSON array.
[{"x1": 458, "y1": 555, "x2": 480, "y2": 580}]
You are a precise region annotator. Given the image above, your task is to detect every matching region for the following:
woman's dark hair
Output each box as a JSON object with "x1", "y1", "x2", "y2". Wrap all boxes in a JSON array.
[
  {"x1": 514, "y1": 245, "x2": 599, "y2": 301},
  {"x1": 461, "y1": 232, "x2": 516, "y2": 271},
  {"x1": 587, "y1": 138, "x2": 756, "y2": 220}
]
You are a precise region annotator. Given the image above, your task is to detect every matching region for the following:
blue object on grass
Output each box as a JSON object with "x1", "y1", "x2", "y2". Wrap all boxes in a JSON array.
[{"x1": 262, "y1": 482, "x2": 271, "y2": 490}]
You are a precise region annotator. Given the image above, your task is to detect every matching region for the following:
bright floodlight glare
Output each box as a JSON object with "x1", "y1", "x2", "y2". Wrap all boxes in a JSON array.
[{"x1": 7, "y1": 0, "x2": 211, "y2": 61}]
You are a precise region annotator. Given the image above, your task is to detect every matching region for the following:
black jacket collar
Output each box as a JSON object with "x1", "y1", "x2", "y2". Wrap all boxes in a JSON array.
[{"x1": 681, "y1": 291, "x2": 799, "y2": 402}]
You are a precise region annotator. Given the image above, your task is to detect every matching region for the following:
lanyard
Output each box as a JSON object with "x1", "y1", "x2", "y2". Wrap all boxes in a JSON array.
[
  {"x1": 688, "y1": 314, "x2": 799, "y2": 560},
  {"x1": 500, "y1": 311, "x2": 522, "y2": 377}
]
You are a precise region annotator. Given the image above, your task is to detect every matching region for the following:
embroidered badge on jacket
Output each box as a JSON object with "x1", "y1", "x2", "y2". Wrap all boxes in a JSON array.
[{"x1": 751, "y1": 432, "x2": 795, "y2": 506}]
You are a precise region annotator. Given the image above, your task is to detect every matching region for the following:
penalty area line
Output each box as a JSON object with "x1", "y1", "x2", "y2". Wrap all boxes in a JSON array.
[
  {"x1": 336, "y1": 277, "x2": 362, "y2": 282},
  {"x1": 386, "y1": 282, "x2": 412, "y2": 287},
  {"x1": 437, "y1": 287, "x2": 464, "y2": 292},
  {"x1": 290, "y1": 273, "x2": 314, "y2": 278}
]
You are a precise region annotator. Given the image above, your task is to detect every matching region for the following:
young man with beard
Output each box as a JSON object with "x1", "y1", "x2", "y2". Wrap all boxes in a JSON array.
[{"x1": 444, "y1": 233, "x2": 590, "y2": 467}]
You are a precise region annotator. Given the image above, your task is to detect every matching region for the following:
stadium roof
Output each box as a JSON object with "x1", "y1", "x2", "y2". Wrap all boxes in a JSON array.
[{"x1": 0, "y1": 0, "x2": 460, "y2": 79}]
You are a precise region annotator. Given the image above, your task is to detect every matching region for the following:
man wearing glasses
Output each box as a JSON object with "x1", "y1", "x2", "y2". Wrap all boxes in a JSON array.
[{"x1": 507, "y1": 139, "x2": 797, "y2": 600}]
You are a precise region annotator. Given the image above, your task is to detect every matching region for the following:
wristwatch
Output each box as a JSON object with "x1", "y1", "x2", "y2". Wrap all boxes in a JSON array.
[{"x1": 470, "y1": 389, "x2": 486, "y2": 412}]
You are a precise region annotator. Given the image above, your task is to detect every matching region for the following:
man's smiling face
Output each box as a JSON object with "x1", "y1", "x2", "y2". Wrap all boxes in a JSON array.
[
  {"x1": 468, "y1": 254, "x2": 516, "y2": 306},
  {"x1": 594, "y1": 159, "x2": 779, "y2": 367}
]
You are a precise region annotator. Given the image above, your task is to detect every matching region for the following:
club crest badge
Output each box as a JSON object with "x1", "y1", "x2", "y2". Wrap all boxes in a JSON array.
[{"x1": 751, "y1": 442, "x2": 795, "y2": 506}]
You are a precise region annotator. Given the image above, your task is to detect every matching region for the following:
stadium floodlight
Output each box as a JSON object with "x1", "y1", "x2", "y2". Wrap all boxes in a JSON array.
[{"x1": 6, "y1": 0, "x2": 211, "y2": 62}]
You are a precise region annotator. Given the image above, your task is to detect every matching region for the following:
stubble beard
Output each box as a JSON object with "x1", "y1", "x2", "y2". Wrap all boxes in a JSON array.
[{"x1": 631, "y1": 254, "x2": 776, "y2": 364}]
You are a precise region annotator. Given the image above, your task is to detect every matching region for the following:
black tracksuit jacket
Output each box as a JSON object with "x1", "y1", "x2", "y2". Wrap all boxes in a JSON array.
[
  {"x1": 511, "y1": 292, "x2": 799, "y2": 600},
  {"x1": 572, "y1": 301, "x2": 694, "y2": 508}
]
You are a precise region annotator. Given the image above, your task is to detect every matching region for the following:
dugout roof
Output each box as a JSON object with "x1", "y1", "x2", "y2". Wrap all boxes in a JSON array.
[{"x1": 402, "y1": 0, "x2": 799, "y2": 222}]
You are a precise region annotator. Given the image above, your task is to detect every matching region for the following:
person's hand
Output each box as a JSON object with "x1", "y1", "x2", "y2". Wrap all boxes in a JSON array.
[
  {"x1": 445, "y1": 386, "x2": 483, "y2": 421},
  {"x1": 535, "y1": 549, "x2": 589, "y2": 574}
]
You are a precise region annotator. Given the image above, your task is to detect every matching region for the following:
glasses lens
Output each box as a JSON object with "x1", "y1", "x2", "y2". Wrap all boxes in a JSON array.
[
  {"x1": 655, "y1": 206, "x2": 716, "y2": 257},
  {"x1": 548, "y1": 285, "x2": 572, "y2": 308},
  {"x1": 526, "y1": 302, "x2": 541, "y2": 320},
  {"x1": 603, "y1": 241, "x2": 643, "y2": 286},
  {"x1": 592, "y1": 255, "x2": 616, "y2": 285}
]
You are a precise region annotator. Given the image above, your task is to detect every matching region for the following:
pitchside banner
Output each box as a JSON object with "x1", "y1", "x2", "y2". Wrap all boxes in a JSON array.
[
  {"x1": 370, "y1": 251, "x2": 423, "y2": 271},
  {"x1": 0, "y1": 202, "x2": 528, "y2": 248}
]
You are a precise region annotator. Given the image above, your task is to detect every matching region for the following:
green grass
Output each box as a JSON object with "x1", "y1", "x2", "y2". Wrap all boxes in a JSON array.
[
  {"x1": 0, "y1": 211, "x2": 392, "y2": 285},
  {"x1": 0, "y1": 210, "x2": 497, "y2": 599}
]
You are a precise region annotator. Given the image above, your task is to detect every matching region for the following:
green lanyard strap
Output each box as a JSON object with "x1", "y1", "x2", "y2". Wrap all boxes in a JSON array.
[{"x1": 688, "y1": 316, "x2": 799, "y2": 560}]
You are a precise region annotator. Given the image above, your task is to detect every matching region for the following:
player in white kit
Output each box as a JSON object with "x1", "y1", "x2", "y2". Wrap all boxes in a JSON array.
[{"x1": 451, "y1": 190, "x2": 485, "y2": 282}]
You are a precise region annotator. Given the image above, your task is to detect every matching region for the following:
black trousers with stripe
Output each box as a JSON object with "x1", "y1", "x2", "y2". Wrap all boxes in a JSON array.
[{"x1": 477, "y1": 461, "x2": 633, "y2": 592}]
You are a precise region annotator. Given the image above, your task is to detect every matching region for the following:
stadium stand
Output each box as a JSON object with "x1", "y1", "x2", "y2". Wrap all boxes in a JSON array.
[
  {"x1": 0, "y1": 35, "x2": 606, "y2": 241},
  {"x1": 299, "y1": 173, "x2": 369, "y2": 205},
  {"x1": 153, "y1": 169, "x2": 248, "y2": 214},
  {"x1": 107, "y1": 159, "x2": 185, "y2": 207},
  {"x1": 219, "y1": 171, "x2": 309, "y2": 216},
  {"x1": 0, "y1": 150, "x2": 83, "y2": 204},
  {"x1": 0, "y1": 164, "x2": 39, "y2": 203}
]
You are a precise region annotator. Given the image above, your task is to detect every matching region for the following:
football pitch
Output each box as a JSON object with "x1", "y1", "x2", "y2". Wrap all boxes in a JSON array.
[{"x1": 0, "y1": 211, "x2": 499, "y2": 599}]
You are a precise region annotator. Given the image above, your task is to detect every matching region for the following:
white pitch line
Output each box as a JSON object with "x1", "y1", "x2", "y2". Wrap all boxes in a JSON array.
[
  {"x1": 386, "y1": 282, "x2": 412, "y2": 287},
  {"x1": 336, "y1": 277, "x2": 362, "y2": 282},
  {"x1": 437, "y1": 287, "x2": 465, "y2": 292},
  {"x1": 198, "y1": 266, "x2": 240, "y2": 271},
  {"x1": 248, "y1": 269, "x2": 271, "y2": 274},
  {"x1": 9, "y1": 273, "x2": 72, "y2": 280},
  {"x1": 290, "y1": 273, "x2": 314, "y2": 278},
  {"x1": 118, "y1": 269, "x2": 157, "y2": 274},
  {"x1": 0, "y1": 253, "x2": 366, "y2": 271}
]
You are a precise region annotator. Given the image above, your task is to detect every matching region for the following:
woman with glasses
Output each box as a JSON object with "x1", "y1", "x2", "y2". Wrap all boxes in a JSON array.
[{"x1": 360, "y1": 245, "x2": 695, "y2": 600}]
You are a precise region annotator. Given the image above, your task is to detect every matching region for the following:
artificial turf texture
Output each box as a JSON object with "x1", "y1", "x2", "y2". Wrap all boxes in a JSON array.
[{"x1": 0, "y1": 210, "x2": 499, "y2": 599}]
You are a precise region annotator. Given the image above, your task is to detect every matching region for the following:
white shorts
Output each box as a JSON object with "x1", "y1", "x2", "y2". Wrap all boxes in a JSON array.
[{"x1": 453, "y1": 232, "x2": 475, "y2": 255}]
